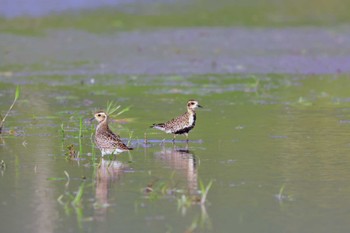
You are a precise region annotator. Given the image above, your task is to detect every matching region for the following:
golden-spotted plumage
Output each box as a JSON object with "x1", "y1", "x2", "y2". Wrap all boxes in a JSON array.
[
  {"x1": 93, "y1": 111, "x2": 132, "y2": 156},
  {"x1": 151, "y1": 100, "x2": 203, "y2": 141}
]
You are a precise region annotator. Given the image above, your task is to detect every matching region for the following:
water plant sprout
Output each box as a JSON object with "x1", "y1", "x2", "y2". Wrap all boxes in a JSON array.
[
  {"x1": 0, "y1": 86, "x2": 20, "y2": 134},
  {"x1": 106, "y1": 100, "x2": 130, "y2": 116}
]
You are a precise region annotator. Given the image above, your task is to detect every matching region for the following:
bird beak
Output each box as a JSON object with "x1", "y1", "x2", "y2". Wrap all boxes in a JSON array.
[
  {"x1": 198, "y1": 104, "x2": 203, "y2": 108},
  {"x1": 89, "y1": 117, "x2": 95, "y2": 122}
]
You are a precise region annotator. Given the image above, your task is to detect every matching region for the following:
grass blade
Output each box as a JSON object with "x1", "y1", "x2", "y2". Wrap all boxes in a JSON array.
[
  {"x1": 72, "y1": 182, "x2": 85, "y2": 207},
  {"x1": 15, "y1": 85, "x2": 20, "y2": 100},
  {"x1": 199, "y1": 180, "x2": 213, "y2": 205},
  {"x1": 0, "y1": 86, "x2": 20, "y2": 134}
]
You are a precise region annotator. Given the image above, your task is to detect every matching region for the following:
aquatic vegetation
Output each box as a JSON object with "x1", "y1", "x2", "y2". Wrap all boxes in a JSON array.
[
  {"x1": 275, "y1": 184, "x2": 294, "y2": 202},
  {"x1": 71, "y1": 182, "x2": 85, "y2": 207},
  {"x1": 177, "y1": 194, "x2": 192, "y2": 212},
  {"x1": 141, "y1": 177, "x2": 213, "y2": 231},
  {"x1": 78, "y1": 116, "x2": 83, "y2": 156},
  {"x1": 0, "y1": 86, "x2": 20, "y2": 134},
  {"x1": 143, "y1": 178, "x2": 213, "y2": 207},
  {"x1": 65, "y1": 144, "x2": 78, "y2": 159},
  {"x1": 57, "y1": 181, "x2": 89, "y2": 229},
  {"x1": 47, "y1": 170, "x2": 71, "y2": 182},
  {"x1": 127, "y1": 130, "x2": 133, "y2": 146},
  {"x1": 143, "y1": 179, "x2": 169, "y2": 201},
  {"x1": 60, "y1": 123, "x2": 65, "y2": 140},
  {"x1": 55, "y1": 174, "x2": 86, "y2": 206},
  {"x1": 106, "y1": 100, "x2": 131, "y2": 117},
  {"x1": 184, "y1": 205, "x2": 212, "y2": 233},
  {"x1": 78, "y1": 116, "x2": 83, "y2": 139},
  {"x1": 198, "y1": 179, "x2": 213, "y2": 205},
  {"x1": 90, "y1": 131, "x2": 96, "y2": 161},
  {"x1": 297, "y1": 96, "x2": 313, "y2": 106}
]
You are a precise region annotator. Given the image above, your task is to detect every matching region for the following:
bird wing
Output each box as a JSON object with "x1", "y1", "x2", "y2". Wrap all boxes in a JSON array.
[{"x1": 163, "y1": 112, "x2": 190, "y2": 133}]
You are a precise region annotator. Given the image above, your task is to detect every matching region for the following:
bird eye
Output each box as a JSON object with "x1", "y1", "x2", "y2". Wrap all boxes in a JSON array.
[
  {"x1": 191, "y1": 102, "x2": 195, "y2": 105},
  {"x1": 97, "y1": 114, "x2": 101, "y2": 117}
]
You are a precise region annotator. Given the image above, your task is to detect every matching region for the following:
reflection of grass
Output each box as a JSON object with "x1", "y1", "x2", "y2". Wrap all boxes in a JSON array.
[
  {"x1": 57, "y1": 181, "x2": 88, "y2": 229},
  {"x1": 144, "y1": 178, "x2": 213, "y2": 206},
  {"x1": 72, "y1": 182, "x2": 85, "y2": 207},
  {"x1": 199, "y1": 180, "x2": 213, "y2": 205},
  {"x1": 177, "y1": 194, "x2": 192, "y2": 212},
  {"x1": 184, "y1": 205, "x2": 212, "y2": 233},
  {"x1": 142, "y1": 177, "x2": 213, "y2": 232},
  {"x1": 0, "y1": 86, "x2": 20, "y2": 134},
  {"x1": 0, "y1": 160, "x2": 6, "y2": 171}
]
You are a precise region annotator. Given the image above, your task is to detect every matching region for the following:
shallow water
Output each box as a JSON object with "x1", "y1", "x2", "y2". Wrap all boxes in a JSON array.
[
  {"x1": 2, "y1": 74, "x2": 350, "y2": 233},
  {"x1": 2, "y1": 1, "x2": 350, "y2": 233}
]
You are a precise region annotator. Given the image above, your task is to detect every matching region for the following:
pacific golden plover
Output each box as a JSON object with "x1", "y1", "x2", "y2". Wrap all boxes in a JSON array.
[
  {"x1": 92, "y1": 111, "x2": 132, "y2": 156},
  {"x1": 151, "y1": 100, "x2": 203, "y2": 141}
]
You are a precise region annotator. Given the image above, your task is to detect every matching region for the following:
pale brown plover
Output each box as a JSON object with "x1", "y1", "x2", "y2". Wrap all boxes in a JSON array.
[
  {"x1": 92, "y1": 111, "x2": 132, "y2": 156},
  {"x1": 151, "y1": 100, "x2": 203, "y2": 141}
]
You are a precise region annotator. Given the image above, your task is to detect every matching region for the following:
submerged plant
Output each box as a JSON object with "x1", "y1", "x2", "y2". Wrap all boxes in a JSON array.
[{"x1": 0, "y1": 86, "x2": 20, "y2": 134}]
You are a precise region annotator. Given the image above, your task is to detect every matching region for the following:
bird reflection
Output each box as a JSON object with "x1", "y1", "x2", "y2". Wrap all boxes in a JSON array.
[
  {"x1": 94, "y1": 158, "x2": 127, "y2": 221},
  {"x1": 154, "y1": 144, "x2": 198, "y2": 195}
]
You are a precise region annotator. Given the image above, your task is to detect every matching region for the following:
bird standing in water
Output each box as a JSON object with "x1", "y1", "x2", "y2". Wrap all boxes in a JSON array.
[
  {"x1": 151, "y1": 100, "x2": 203, "y2": 142},
  {"x1": 93, "y1": 111, "x2": 132, "y2": 156}
]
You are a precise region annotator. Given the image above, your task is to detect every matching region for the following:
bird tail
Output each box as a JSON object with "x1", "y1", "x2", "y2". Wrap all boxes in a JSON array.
[{"x1": 150, "y1": 123, "x2": 165, "y2": 129}]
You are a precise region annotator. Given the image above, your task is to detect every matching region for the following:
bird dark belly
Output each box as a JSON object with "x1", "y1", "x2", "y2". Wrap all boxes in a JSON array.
[{"x1": 174, "y1": 125, "x2": 194, "y2": 135}]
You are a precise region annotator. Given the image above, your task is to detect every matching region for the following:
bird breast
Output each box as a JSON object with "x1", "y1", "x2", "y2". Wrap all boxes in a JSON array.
[{"x1": 188, "y1": 113, "x2": 196, "y2": 126}]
